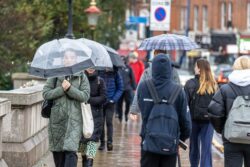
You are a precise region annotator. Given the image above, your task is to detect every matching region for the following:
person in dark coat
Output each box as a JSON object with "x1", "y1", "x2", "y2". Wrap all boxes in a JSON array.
[
  {"x1": 137, "y1": 54, "x2": 191, "y2": 167},
  {"x1": 99, "y1": 67, "x2": 124, "y2": 151},
  {"x1": 117, "y1": 56, "x2": 137, "y2": 122},
  {"x1": 79, "y1": 68, "x2": 106, "y2": 167},
  {"x1": 208, "y1": 56, "x2": 250, "y2": 167},
  {"x1": 184, "y1": 59, "x2": 218, "y2": 167},
  {"x1": 129, "y1": 50, "x2": 181, "y2": 119}
]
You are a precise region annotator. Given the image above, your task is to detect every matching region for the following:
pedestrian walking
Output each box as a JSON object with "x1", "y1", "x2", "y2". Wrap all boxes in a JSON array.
[
  {"x1": 117, "y1": 56, "x2": 137, "y2": 123},
  {"x1": 184, "y1": 58, "x2": 218, "y2": 167},
  {"x1": 42, "y1": 51, "x2": 90, "y2": 167},
  {"x1": 136, "y1": 54, "x2": 191, "y2": 167},
  {"x1": 99, "y1": 67, "x2": 123, "y2": 151},
  {"x1": 79, "y1": 68, "x2": 106, "y2": 167},
  {"x1": 129, "y1": 51, "x2": 145, "y2": 85},
  {"x1": 208, "y1": 56, "x2": 250, "y2": 167},
  {"x1": 129, "y1": 50, "x2": 181, "y2": 117}
]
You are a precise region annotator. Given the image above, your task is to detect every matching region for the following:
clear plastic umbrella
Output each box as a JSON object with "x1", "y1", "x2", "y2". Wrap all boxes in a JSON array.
[
  {"x1": 78, "y1": 38, "x2": 113, "y2": 69},
  {"x1": 29, "y1": 38, "x2": 94, "y2": 78}
]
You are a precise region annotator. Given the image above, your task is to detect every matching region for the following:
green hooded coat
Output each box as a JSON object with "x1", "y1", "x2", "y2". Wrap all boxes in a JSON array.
[{"x1": 43, "y1": 73, "x2": 90, "y2": 152}]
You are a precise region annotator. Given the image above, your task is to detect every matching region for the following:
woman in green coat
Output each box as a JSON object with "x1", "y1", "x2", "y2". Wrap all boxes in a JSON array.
[{"x1": 43, "y1": 72, "x2": 90, "y2": 167}]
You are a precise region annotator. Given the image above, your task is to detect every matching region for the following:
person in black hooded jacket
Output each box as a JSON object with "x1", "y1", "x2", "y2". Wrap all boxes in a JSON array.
[
  {"x1": 208, "y1": 56, "x2": 250, "y2": 167},
  {"x1": 137, "y1": 54, "x2": 191, "y2": 167},
  {"x1": 80, "y1": 68, "x2": 106, "y2": 167}
]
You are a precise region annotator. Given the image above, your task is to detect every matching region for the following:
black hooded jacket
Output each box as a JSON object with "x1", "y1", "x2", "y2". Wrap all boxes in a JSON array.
[
  {"x1": 137, "y1": 54, "x2": 191, "y2": 141},
  {"x1": 84, "y1": 72, "x2": 106, "y2": 142}
]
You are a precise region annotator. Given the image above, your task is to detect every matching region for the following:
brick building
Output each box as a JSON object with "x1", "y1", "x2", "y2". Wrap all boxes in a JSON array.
[
  {"x1": 171, "y1": 0, "x2": 250, "y2": 33},
  {"x1": 122, "y1": 0, "x2": 250, "y2": 53}
]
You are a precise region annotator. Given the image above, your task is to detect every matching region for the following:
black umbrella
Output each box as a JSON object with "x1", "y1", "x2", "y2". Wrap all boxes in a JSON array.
[{"x1": 102, "y1": 45, "x2": 125, "y2": 68}]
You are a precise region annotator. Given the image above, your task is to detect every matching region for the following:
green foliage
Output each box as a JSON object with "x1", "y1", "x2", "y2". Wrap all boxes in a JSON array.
[{"x1": 0, "y1": 0, "x2": 126, "y2": 90}]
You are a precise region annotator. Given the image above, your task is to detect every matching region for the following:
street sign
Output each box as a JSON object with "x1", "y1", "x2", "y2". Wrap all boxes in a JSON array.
[
  {"x1": 129, "y1": 16, "x2": 148, "y2": 24},
  {"x1": 150, "y1": 0, "x2": 171, "y2": 31}
]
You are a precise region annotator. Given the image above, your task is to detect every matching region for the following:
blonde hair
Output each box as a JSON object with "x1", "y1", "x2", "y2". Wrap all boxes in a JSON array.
[
  {"x1": 233, "y1": 56, "x2": 250, "y2": 70},
  {"x1": 196, "y1": 59, "x2": 218, "y2": 95}
]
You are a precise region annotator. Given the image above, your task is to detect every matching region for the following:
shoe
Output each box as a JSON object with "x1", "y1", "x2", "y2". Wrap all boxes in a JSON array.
[
  {"x1": 85, "y1": 158, "x2": 93, "y2": 167},
  {"x1": 82, "y1": 155, "x2": 87, "y2": 167},
  {"x1": 107, "y1": 142, "x2": 113, "y2": 151},
  {"x1": 98, "y1": 142, "x2": 105, "y2": 150},
  {"x1": 125, "y1": 115, "x2": 128, "y2": 122}
]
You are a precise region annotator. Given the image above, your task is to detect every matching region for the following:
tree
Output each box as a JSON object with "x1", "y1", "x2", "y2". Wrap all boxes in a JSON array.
[{"x1": 0, "y1": 0, "x2": 126, "y2": 90}]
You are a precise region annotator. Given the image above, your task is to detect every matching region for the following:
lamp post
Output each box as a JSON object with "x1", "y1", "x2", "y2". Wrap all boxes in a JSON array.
[
  {"x1": 65, "y1": 0, "x2": 75, "y2": 39},
  {"x1": 85, "y1": 0, "x2": 101, "y2": 40}
]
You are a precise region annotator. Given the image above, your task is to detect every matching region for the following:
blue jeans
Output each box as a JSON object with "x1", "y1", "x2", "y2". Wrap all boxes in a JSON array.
[{"x1": 189, "y1": 122, "x2": 214, "y2": 167}]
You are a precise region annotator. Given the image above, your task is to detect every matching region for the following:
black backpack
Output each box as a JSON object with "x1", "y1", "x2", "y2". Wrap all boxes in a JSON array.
[
  {"x1": 142, "y1": 79, "x2": 182, "y2": 155},
  {"x1": 190, "y1": 79, "x2": 213, "y2": 121}
]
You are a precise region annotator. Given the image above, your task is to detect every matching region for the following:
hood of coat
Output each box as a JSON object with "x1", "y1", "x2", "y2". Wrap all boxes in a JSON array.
[
  {"x1": 152, "y1": 54, "x2": 173, "y2": 90},
  {"x1": 228, "y1": 69, "x2": 250, "y2": 86}
]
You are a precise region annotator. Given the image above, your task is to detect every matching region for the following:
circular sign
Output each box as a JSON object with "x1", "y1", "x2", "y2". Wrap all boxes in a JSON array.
[{"x1": 154, "y1": 7, "x2": 166, "y2": 22}]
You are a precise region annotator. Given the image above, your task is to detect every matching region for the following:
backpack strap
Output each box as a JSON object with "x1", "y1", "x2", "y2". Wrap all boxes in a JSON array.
[
  {"x1": 228, "y1": 82, "x2": 241, "y2": 96},
  {"x1": 145, "y1": 79, "x2": 161, "y2": 104},
  {"x1": 168, "y1": 86, "x2": 182, "y2": 104}
]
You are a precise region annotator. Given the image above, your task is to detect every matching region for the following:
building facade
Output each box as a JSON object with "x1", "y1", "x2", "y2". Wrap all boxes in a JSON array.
[{"x1": 171, "y1": 0, "x2": 250, "y2": 33}]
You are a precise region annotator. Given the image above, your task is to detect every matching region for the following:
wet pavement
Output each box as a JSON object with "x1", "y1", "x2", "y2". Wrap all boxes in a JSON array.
[{"x1": 77, "y1": 117, "x2": 224, "y2": 167}]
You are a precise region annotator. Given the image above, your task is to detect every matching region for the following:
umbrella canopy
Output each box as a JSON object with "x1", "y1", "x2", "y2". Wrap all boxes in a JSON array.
[
  {"x1": 138, "y1": 34, "x2": 199, "y2": 51},
  {"x1": 102, "y1": 45, "x2": 125, "y2": 68},
  {"x1": 29, "y1": 38, "x2": 94, "y2": 78},
  {"x1": 78, "y1": 38, "x2": 113, "y2": 69}
]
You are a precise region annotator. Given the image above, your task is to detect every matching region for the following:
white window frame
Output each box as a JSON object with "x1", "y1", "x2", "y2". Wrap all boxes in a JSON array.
[
  {"x1": 228, "y1": 2, "x2": 232, "y2": 22},
  {"x1": 221, "y1": 2, "x2": 226, "y2": 29},
  {"x1": 180, "y1": 7, "x2": 186, "y2": 30},
  {"x1": 194, "y1": 6, "x2": 199, "y2": 31},
  {"x1": 247, "y1": 3, "x2": 250, "y2": 30},
  {"x1": 202, "y1": 5, "x2": 208, "y2": 32}
]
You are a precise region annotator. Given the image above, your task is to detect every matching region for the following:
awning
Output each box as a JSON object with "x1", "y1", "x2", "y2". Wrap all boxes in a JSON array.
[{"x1": 211, "y1": 32, "x2": 236, "y2": 51}]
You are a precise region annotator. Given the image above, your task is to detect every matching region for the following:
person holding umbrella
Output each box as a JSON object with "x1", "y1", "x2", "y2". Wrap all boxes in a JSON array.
[
  {"x1": 130, "y1": 34, "x2": 199, "y2": 119},
  {"x1": 136, "y1": 54, "x2": 191, "y2": 167},
  {"x1": 41, "y1": 43, "x2": 91, "y2": 166}
]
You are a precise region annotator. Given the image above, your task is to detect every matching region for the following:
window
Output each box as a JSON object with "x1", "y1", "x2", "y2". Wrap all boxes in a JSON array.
[
  {"x1": 221, "y1": 2, "x2": 227, "y2": 29},
  {"x1": 227, "y1": 2, "x2": 233, "y2": 28},
  {"x1": 248, "y1": 3, "x2": 250, "y2": 30},
  {"x1": 194, "y1": 6, "x2": 199, "y2": 31},
  {"x1": 180, "y1": 7, "x2": 186, "y2": 30},
  {"x1": 228, "y1": 2, "x2": 232, "y2": 22},
  {"x1": 202, "y1": 6, "x2": 208, "y2": 32}
]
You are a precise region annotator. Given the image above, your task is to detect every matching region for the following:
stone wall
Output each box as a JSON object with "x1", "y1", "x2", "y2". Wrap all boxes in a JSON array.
[
  {"x1": 0, "y1": 85, "x2": 49, "y2": 167},
  {"x1": 0, "y1": 98, "x2": 11, "y2": 167},
  {"x1": 12, "y1": 73, "x2": 46, "y2": 89}
]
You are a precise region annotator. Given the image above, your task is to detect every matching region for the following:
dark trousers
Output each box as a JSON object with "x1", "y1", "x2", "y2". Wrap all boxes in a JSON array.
[
  {"x1": 224, "y1": 142, "x2": 250, "y2": 167},
  {"x1": 100, "y1": 103, "x2": 115, "y2": 143},
  {"x1": 117, "y1": 90, "x2": 133, "y2": 121},
  {"x1": 141, "y1": 150, "x2": 177, "y2": 167},
  {"x1": 189, "y1": 122, "x2": 214, "y2": 167},
  {"x1": 52, "y1": 151, "x2": 77, "y2": 167}
]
